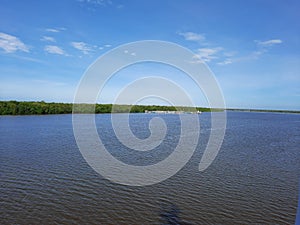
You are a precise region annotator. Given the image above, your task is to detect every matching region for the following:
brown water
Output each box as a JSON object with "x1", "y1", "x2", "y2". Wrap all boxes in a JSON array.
[{"x1": 1, "y1": 112, "x2": 299, "y2": 224}]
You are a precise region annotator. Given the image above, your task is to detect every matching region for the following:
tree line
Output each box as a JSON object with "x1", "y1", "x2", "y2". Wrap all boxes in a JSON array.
[{"x1": 0, "y1": 101, "x2": 212, "y2": 115}]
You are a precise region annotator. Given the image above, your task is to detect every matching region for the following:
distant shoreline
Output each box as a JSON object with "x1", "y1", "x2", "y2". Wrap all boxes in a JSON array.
[
  {"x1": 226, "y1": 108, "x2": 300, "y2": 114},
  {"x1": 0, "y1": 100, "x2": 213, "y2": 116},
  {"x1": 0, "y1": 100, "x2": 299, "y2": 115}
]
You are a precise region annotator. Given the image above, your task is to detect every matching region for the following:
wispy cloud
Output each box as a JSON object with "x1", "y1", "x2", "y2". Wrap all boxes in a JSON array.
[
  {"x1": 33, "y1": 79, "x2": 66, "y2": 86},
  {"x1": 218, "y1": 39, "x2": 283, "y2": 66},
  {"x1": 217, "y1": 51, "x2": 262, "y2": 66},
  {"x1": 45, "y1": 28, "x2": 60, "y2": 33},
  {"x1": 180, "y1": 30, "x2": 284, "y2": 66},
  {"x1": 78, "y1": 0, "x2": 112, "y2": 7},
  {"x1": 41, "y1": 36, "x2": 56, "y2": 42},
  {"x1": 44, "y1": 45, "x2": 66, "y2": 55},
  {"x1": 179, "y1": 31, "x2": 225, "y2": 64},
  {"x1": 71, "y1": 41, "x2": 95, "y2": 54},
  {"x1": 256, "y1": 39, "x2": 283, "y2": 47},
  {"x1": 178, "y1": 32, "x2": 205, "y2": 42},
  {"x1": 45, "y1": 27, "x2": 66, "y2": 33},
  {"x1": 0, "y1": 32, "x2": 29, "y2": 53},
  {"x1": 9, "y1": 54, "x2": 46, "y2": 63},
  {"x1": 98, "y1": 44, "x2": 112, "y2": 49},
  {"x1": 217, "y1": 59, "x2": 233, "y2": 66},
  {"x1": 192, "y1": 47, "x2": 223, "y2": 63}
]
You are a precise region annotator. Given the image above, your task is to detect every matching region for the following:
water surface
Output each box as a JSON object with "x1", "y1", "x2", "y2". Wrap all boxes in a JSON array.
[{"x1": 1, "y1": 112, "x2": 299, "y2": 224}]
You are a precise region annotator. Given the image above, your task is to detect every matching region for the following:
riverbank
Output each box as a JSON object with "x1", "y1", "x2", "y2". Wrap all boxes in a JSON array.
[
  {"x1": 1, "y1": 100, "x2": 298, "y2": 115},
  {"x1": 0, "y1": 100, "x2": 212, "y2": 115},
  {"x1": 227, "y1": 108, "x2": 300, "y2": 114}
]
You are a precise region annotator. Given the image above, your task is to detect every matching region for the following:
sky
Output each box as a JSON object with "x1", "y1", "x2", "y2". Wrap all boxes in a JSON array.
[{"x1": 0, "y1": 0, "x2": 299, "y2": 110}]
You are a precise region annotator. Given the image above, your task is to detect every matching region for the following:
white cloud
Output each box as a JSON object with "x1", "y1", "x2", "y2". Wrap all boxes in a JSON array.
[
  {"x1": 217, "y1": 51, "x2": 262, "y2": 66},
  {"x1": 217, "y1": 39, "x2": 282, "y2": 66},
  {"x1": 46, "y1": 28, "x2": 60, "y2": 33},
  {"x1": 45, "y1": 27, "x2": 66, "y2": 33},
  {"x1": 104, "y1": 44, "x2": 111, "y2": 47},
  {"x1": 71, "y1": 41, "x2": 94, "y2": 54},
  {"x1": 78, "y1": 0, "x2": 112, "y2": 6},
  {"x1": 217, "y1": 59, "x2": 233, "y2": 65},
  {"x1": 44, "y1": 45, "x2": 66, "y2": 55},
  {"x1": 41, "y1": 36, "x2": 56, "y2": 42},
  {"x1": 0, "y1": 32, "x2": 29, "y2": 53},
  {"x1": 178, "y1": 32, "x2": 205, "y2": 42},
  {"x1": 217, "y1": 49, "x2": 270, "y2": 66},
  {"x1": 180, "y1": 32, "x2": 282, "y2": 66},
  {"x1": 256, "y1": 39, "x2": 283, "y2": 46},
  {"x1": 193, "y1": 47, "x2": 223, "y2": 62}
]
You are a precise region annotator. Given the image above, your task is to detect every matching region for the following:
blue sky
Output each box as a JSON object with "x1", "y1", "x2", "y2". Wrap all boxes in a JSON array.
[{"x1": 0, "y1": 0, "x2": 299, "y2": 110}]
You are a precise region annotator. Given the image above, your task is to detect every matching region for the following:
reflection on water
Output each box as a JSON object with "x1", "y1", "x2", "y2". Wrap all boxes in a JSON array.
[
  {"x1": 160, "y1": 204, "x2": 182, "y2": 225},
  {"x1": 160, "y1": 203, "x2": 194, "y2": 225},
  {"x1": 0, "y1": 112, "x2": 299, "y2": 224}
]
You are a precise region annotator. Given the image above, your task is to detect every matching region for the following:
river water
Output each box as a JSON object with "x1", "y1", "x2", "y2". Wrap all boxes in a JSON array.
[{"x1": 1, "y1": 112, "x2": 299, "y2": 224}]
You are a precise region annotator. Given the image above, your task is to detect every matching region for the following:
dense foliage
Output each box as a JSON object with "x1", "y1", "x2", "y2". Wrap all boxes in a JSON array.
[{"x1": 0, "y1": 101, "x2": 212, "y2": 115}]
